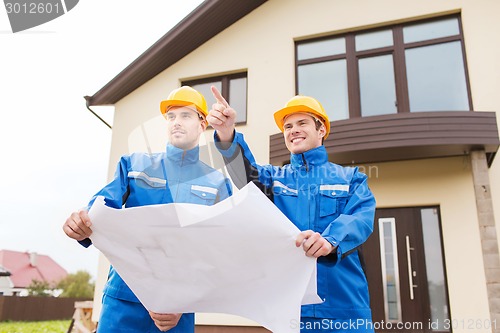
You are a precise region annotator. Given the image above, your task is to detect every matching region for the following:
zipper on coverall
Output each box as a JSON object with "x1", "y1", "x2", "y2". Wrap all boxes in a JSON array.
[{"x1": 300, "y1": 153, "x2": 315, "y2": 231}]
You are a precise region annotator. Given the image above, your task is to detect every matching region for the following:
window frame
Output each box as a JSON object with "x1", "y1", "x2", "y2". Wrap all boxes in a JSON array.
[
  {"x1": 295, "y1": 14, "x2": 473, "y2": 119},
  {"x1": 183, "y1": 72, "x2": 248, "y2": 125}
]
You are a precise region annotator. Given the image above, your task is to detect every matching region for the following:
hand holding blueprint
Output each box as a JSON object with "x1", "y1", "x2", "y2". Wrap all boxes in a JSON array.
[{"x1": 88, "y1": 182, "x2": 321, "y2": 333}]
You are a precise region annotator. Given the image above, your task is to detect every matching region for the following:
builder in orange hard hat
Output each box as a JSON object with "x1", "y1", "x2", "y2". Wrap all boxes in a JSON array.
[
  {"x1": 63, "y1": 86, "x2": 232, "y2": 333},
  {"x1": 273, "y1": 94, "x2": 331, "y2": 153},
  {"x1": 208, "y1": 86, "x2": 376, "y2": 333}
]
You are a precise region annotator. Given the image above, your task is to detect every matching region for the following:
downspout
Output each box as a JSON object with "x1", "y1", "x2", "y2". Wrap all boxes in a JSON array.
[{"x1": 84, "y1": 96, "x2": 112, "y2": 129}]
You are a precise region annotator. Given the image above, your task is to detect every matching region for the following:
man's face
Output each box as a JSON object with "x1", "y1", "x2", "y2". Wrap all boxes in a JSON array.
[
  {"x1": 165, "y1": 106, "x2": 206, "y2": 150},
  {"x1": 282, "y1": 113, "x2": 325, "y2": 154}
]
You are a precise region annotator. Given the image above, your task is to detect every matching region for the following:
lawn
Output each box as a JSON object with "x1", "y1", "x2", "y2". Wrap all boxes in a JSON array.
[{"x1": 0, "y1": 320, "x2": 71, "y2": 333}]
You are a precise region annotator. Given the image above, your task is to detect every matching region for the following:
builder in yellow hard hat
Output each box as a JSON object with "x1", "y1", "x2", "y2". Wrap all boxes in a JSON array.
[
  {"x1": 160, "y1": 86, "x2": 209, "y2": 150},
  {"x1": 63, "y1": 86, "x2": 232, "y2": 333},
  {"x1": 273, "y1": 94, "x2": 331, "y2": 151},
  {"x1": 208, "y1": 86, "x2": 376, "y2": 333}
]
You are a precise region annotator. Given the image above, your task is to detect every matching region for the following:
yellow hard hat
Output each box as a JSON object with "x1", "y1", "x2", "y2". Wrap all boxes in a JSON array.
[
  {"x1": 160, "y1": 86, "x2": 208, "y2": 118},
  {"x1": 274, "y1": 95, "x2": 331, "y2": 138}
]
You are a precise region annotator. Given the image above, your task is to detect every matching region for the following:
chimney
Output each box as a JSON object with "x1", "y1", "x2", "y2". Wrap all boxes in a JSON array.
[{"x1": 29, "y1": 252, "x2": 37, "y2": 267}]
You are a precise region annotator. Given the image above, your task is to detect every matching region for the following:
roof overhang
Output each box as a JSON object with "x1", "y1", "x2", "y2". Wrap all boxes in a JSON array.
[
  {"x1": 85, "y1": 0, "x2": 267, "y2": 107},
  {"x1": 0, "y1": 267, "x2": 11, "y2": 277}
]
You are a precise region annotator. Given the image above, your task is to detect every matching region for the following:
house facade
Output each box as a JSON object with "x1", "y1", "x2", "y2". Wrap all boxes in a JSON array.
[
  {"x1": 87, "y1": 0, "x2": 500, "y2": 332},
  {"x1": 0, "y1": 266, "x2": 12, "y2": 296},
  {"x1": 0, "y1": 250, "x2": 68, "y2": 296}
]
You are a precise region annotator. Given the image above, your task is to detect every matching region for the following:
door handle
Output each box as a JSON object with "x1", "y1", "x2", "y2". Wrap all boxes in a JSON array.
[{"x1": 405, "y1": 235, "x2": 417, "y2": 300}]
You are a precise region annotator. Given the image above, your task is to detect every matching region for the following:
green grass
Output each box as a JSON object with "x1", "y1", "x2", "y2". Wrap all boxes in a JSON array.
[{"x1": 0, "y1": 320, "x2": 72, "y2": 333}]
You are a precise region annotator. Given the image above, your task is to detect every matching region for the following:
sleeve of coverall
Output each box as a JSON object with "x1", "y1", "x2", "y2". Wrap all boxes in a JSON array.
[
  {"x1": 217, "y1": 178, "x2": 233, "y2": 202},
  {"x1": 321, "y1": 168, "x2": 376, "y2": 264},
  {"x1": 78, "y1": 156, "x2": 131, "y2": 248},
  {"x1": 214, "y1": 131, "x2": 275, "y2": 190}
]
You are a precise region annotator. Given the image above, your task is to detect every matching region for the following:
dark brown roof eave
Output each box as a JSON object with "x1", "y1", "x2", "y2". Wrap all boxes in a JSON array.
[
  {"x1": 0, "y1": 267, "x2": 11, "y2": 277},
  {"x1": 86, "y1": 0, "x2": 267, "y2": 107}
]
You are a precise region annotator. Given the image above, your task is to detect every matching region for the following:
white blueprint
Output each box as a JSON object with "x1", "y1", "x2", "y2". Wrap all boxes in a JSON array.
[{"x1": 88, "y1": 182, "x2": 322, "y2": 333}]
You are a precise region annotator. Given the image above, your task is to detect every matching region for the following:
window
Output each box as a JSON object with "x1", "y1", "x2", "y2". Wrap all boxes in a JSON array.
[
  {"x1": 296, "y1": 15, "x2": 471, "y2": 120},
  {"x1": 420, "y1": 208, "x2": 449, "y2": 330},
  {"x1": 297, "y1": 37, "x2": 349, "y2": 121},
  {"x1": 378, "y1": 217, "x2": 402, "y2": 322},
  {"x1": 183, "y1": 73, "x2": 248, "y2": 124}
]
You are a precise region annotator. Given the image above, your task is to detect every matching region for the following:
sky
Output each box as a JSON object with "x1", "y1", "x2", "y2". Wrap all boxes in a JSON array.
[{"x1": 0, "y1": 0, "x2": 205, "y2": 280}]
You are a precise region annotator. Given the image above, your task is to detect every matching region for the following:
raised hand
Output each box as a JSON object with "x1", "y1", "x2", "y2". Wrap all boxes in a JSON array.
[{"x1": 207, "y1": 85, "x2": 236, "y2": 142}]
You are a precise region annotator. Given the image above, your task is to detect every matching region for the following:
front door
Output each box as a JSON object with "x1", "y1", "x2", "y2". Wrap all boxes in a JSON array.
[{"x1": 363, "y1": 207, "x2": 450, "y2": 333}]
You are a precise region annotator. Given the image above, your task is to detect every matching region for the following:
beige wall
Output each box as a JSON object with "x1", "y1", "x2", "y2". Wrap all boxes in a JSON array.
[
  {"x1": 96, "y1": 0, "x2": 500, "y2": 329},
  {"x1": 461, "y1": 0, "x2": 500, "y2": 244}
]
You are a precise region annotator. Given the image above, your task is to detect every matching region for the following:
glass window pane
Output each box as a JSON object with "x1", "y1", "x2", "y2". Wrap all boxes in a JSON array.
[
  {"x1": 298, "y1": 60, "x2": 349, "y2": 121},
  {"x1": 229, "y1": 77, "x2": 247, "y2": 124},
  {"x1": 297, "y1": 38, "x2": 345, "y2": 60},
  {"x1": 359, "y1": 54, "x2": 397, "y2": 116},
  {"x1": 355, "y1": 29, "x2": 393, "y2": 51},
  {"x1": 404, "y1": 17, "x2": 459, "y2": 44},
  {"x1": 190, "y1": 81, "x2": 221, "y2": 112},
  {"x1": 421, "y1": 208, "x2": 449, "y2": 330},
  {"x1": 379, "y1": 218, "x2": 401, "y2": 322},
  {"x1": 406, "y1": 41, "x2": 469, "y2": 112}
]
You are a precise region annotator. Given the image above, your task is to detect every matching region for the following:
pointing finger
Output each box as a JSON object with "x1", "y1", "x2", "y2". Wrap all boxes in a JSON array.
[{"x1": 211, "y1": 85, "x2": 229, "y2": 108}]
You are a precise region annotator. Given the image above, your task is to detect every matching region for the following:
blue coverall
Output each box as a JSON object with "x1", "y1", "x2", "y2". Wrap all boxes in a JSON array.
[
  {"x1": 218, "y1": 132, "x2": 376, "y2": 333},
  {"x1": 80, "y1": 144, "x2": 232, "y2": 333}
]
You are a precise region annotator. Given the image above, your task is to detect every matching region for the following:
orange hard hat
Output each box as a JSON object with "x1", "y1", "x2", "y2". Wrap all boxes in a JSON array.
[
  {"x1": 274, "y1": 95, "x2": 330, "y2": 138},
  {"x1": 160, "y1": 86, "x2": 208, "y2": 118}
]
